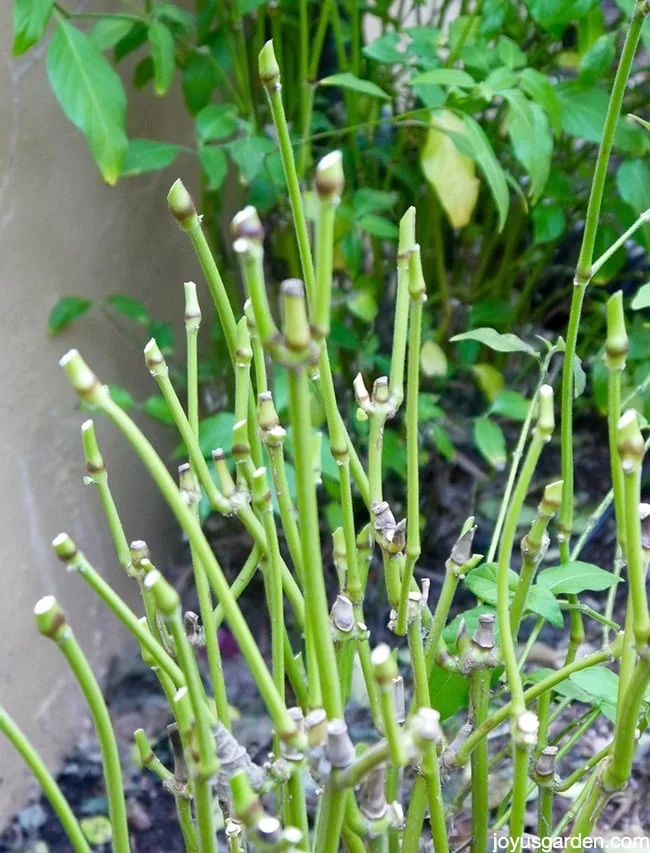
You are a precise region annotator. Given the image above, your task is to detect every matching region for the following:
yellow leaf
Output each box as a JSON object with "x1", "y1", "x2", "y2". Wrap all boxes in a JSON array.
[
  {"x1": 420, "y1": 110, "x2": 479, "y2": 229},
  {"x1": 471, "y1": 363, "x2": 504, "y2": 401}
]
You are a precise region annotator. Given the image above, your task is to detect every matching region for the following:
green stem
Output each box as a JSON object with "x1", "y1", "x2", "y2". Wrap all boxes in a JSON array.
[
  {"x1": 497, "y1": 392, "x2": 553, "y2": 716},
  {"x1": 81, "y1": 421, "x2": 131, "y2": 571},
  {"x1": 408, "y1": 612, "x2": 431, "y2": 710},
  {"x1": 538, "y1": 787, "x2": 553, "y2": 840},
  {"x1": 61, "y1": 360, "x2": 297, "y2": 742},
  {"x1": 186, "y1": 297, "x2": 231, "y2": 731},
  {"x1": 253, "y1": 470, "x2": 286, "y2": 710},
  {"x1": 37, "y1": 606, "x2": 130, "y2": 853},
  {"x1": 213, "y1": 546, "x2": 260, "y2": 625},
  {"x1": 52, "y1": 537, "x2": 184, "y2": 687},
  {"x1": 176, "y1": 198, "x2": 262, "y2": 469},
  {"x1": 423, "y1": 734, "x2": 449, "y2": 853},
  {"x1": 486, "y1": 349, "x2": 554, "y2": 564},
  {"x1": 622, "y1": 438, "x2": 650, "y2": 645},
  {"x1": 287, "y1": 366, "x2": 343, "y2": 718},
  {"x1": 423, "y1": 569, "x2": 459, "y2": 673},
  {"x1": 396, "y1": 261, "x2": 424, "y2": 635},
  {"x1": 402, "y1": 775, "x2": 428, "y2": 853},
  {"x1": 0, "y1": 706, "x2": 92, "y2": 853},
  {"x1": 570, "y1": 654, "x2": 650, "y2": 841},
  {"x1": 559, "y1": 3, "x2": 646, "y2": 551},
  {"x1": 455, "y1": 647, "x2": 613, "y2": 766},
  {"x1": 261, "y1": 56, "x2": 316, "y2": 303},
  {"x1": 469, "y1": 668, "x2": 490, "y2": 853},
  {"x1": 267, "y1": 441, "x2": 303, "y2": 581},
  {"x1": 509, "y1": 742, "x2": 532, "y2": 844}
]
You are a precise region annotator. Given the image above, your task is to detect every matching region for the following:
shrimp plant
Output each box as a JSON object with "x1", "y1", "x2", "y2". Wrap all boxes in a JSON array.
[{"x1": 3, "y1": 5, "x2": 650, "y2": 851}]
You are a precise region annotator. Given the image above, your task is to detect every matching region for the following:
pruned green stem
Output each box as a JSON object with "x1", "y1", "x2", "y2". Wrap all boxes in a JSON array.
[
  {"x1": 469, "y1": 668, "x2": 490, "y2": 853},
  {"x1": 35, "y1": 598, "x2": 130, "y2": 853},
  {"x1": 559, "y1": 2, "x2": 647, "y2": 553},
  {"x1": 0, "y1": 706, "x2": 91, "y2": 853},
  {"x1": 60, "y1": 355, "x2": 298, "y2": 744},
  {"x1": 456, "y1": 647, "x2": 614, "y2": 766}
]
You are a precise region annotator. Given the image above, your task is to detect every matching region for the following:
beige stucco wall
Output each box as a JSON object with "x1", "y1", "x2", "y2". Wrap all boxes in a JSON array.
[{"x1": 0, "y1": 5, "x2": 199, "y2": 827}]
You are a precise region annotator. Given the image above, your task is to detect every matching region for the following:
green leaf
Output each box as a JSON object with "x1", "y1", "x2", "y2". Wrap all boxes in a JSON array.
[
  {"x1": 428, "y1": 665, "x2": 469, "y2": 720},
  {"x1": 617, "y1": 160, "x2": 650, "y2": 250},
  {"x1": 418, "y1": 393, "x2": 444, "y2": 421},
  {"x1": 518, "y1": 68, "x2": 561, "y2": 135},
  {"x1": 153, "y1": 4, "x2": 194, "y2": 30},
  {"x1": 420, "y1": 340, "x2": 448, "y2": 377},
  {"x1": 526, "y1": 584, "x2": 563, "y2": 627},
  {"x1": 490, "y1": 390, "x2": 530, "y2": 421},
  {"x1": 133, "y1": 57, "x2": 154, "y2": 89},
  {"x1": 411, "y1": 68, "x2": 476, "y2": 88},
  {"x1": 121, "y1": 139, "x2": 181, "y2": 176},
  {"x1": 238, "y1": 0, "x2": 267, "y2": 13},
  {"x1": 537, "y1": 561, "x2": 621, "y2": 595},
  {"x1": 465, "y1": 562, "x2": 517, "y2": 604},
  {"x1": 471, "y1": 364, "x2": 504, "y2": 401},
  {"x1": 47, "y1": 20, "x2": 127, "y2": 184},
  {"x1": 556, "y1": 82, "x2": 645, "y2": 153},
  {"x1": 615, "y1": 0, "x2": 650, "y2": 52},
  {"x1": 573, "y1": 353, "x2": 587, "y2": 398},
  {"x1": 473, "y1": 417, "x2": 507, "y2": 469},
  {"x1": 532, "y1": 203, "x2": 566, "y2": 245},
  {"x1": 228, "y1": 135, "x2": 275, "y2": 182},
  {"x1": 196, "y1": 104, "x2": 237, "y2": 142},
  {"x1": 106, "y1": 294, "x2": 149, "y2": 324},
  {"x1": 48, "y1": 296, "x2": 92, "y2": 335},
  {"x1": 526, "y1": 668, "x2": 592, "y2": 703},
  {"x1": 483, "y1": 67, "x2": 520, "y2": 96},
  {"x1": 182, "y1": 52, "x2": 218, "y2": 114},
  {"x1": 455, "y1": 113, "x2": 510, "y2": 231},
  {"x1": 358, "y1": 214, "x2": 399, "y2": 240},
  {"x1": 108, "y1": 385, "x2": 135, "y2": 410},
  {"x1": 148, "y1": 320, "x2": 175, "y2": 354},
  {"x1": 353, "y1": 189, "x2": 399, "y2": 218},
  {"x1": 320, "y1": 432, "x2": 340, "y2": 482},
  {"x1": 444, "y1": 605, "x2": 498, "y2": 648},
  {"x1": 319, "y1": 72, "x2": 390, "y2": 100},
  {"x1": 525, "y1": 0, "x2": 599, "y2": 30},
  {"x1": 569, "y1": 667, "x2": 619, "y2": 721},
  {"x1": 13, "y1": 0, "x2": 54, "y2": 55},
  {"x1": 89, "y1": 18, "x2": 135, "y2": 52},
  {"x1": 143, "y1": 395, "x2": 174, "y2": 425},
  {"x1": 497, "y1": 36, "x2": 527, "y2": 69},
  {"x1": 579, "y1": 33, "x2": 615, "y2": 83},
  {"x1": 348, "y1": 292, "x2": 378, "y2": 323},
  {"x1": 383, "y1": 429, "x2": 408, "y2": 477},
  {"x1": 431, "y1": 423, "x2": 455, "y2": 461},
  {"x1": 451, "y1": 327, "x2": 538, "y2": 357},
  {"x1": 502, "y1": 91, "x2": 552, "y2": 204},
  {"x1": 114, "y1": 22, "x2": 148, "y2": 62},
  {"x1": 174, "y1": 412, "x2": 235, "y2": 458},
  {"x1": 363, "y1": 33, "x2": 404, "y2": 64},
  {"x1": 632, "y1": 283, "x2": 650, "y2": 310},
  {"x1": 199, "y1": 147, "x2": 228, "y2": 191},
  {"x1": 148, "y1": 20, "x2": 175, "y2": 96}
]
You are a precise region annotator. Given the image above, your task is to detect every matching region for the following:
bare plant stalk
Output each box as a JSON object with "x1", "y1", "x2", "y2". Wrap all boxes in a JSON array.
[
  {"x1": 0, "y1": 706, "x2": 91, "y2": 853},
  {"x1": 34, "y1": 597, "x2": 130, "y2": 853},
  {"x1": 559, "y1": 1, "x2": 648, "y2": 561}
]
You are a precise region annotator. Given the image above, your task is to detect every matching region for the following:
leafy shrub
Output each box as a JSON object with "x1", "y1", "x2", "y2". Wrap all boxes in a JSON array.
[{"x1": 4, "y1": 7, "x2": 650, "y2": 852}]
